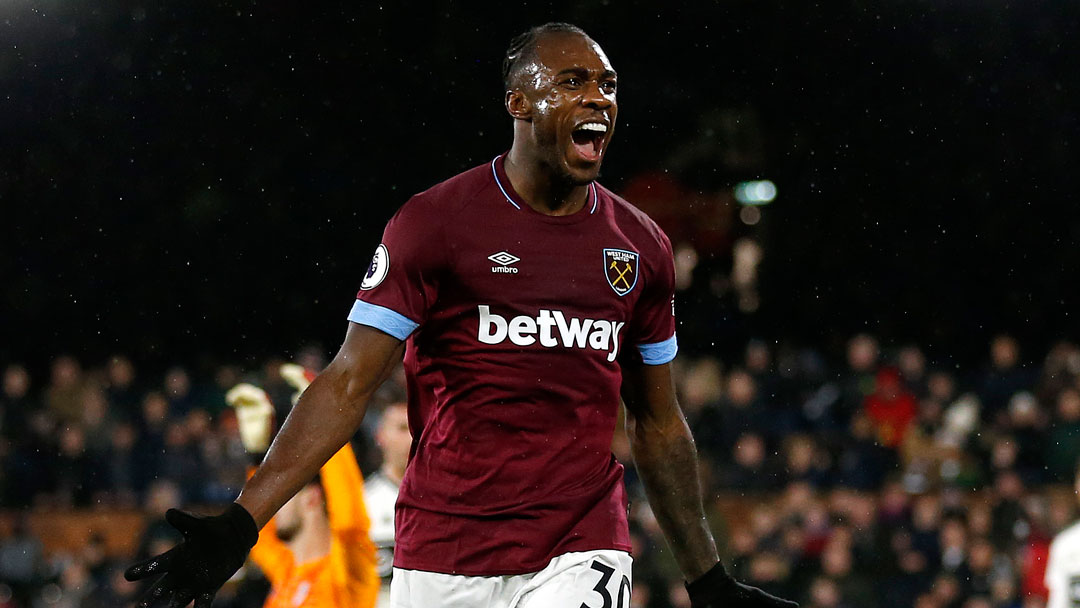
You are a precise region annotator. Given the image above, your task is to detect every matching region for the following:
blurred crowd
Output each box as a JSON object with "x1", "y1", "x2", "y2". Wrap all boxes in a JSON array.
[{"x1": 1, "y1": 333, "x2": 1078, "y2": 607}]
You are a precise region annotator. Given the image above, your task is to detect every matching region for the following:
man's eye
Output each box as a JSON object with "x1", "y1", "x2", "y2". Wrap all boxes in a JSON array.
[
  {"x1": 602, "y1": 81, "x2": 617, "y2": 93},
  {"x1": 563, "y1": 78, "x2": 581, "y2": 87}
]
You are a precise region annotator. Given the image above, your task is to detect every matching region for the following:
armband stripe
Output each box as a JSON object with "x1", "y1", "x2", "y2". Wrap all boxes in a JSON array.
[
  {"x1": 348, "y1": 300, "x2": 419, "y2": 341},
  {"x1": 637, "y1": 334, "x2": 678, "y2": 365}
]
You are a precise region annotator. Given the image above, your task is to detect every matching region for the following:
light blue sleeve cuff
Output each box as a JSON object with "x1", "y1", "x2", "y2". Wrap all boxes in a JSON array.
[
  {"x1": 347, "y1": 300, "x2": 419, "y2": 341},
  {"x1": 637, "y1": 333, "x2": 678, "y2": 365}
]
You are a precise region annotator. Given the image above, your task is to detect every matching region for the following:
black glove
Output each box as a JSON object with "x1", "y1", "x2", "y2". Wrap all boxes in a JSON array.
[
  {"x1": 125, "y1": 503, "x2": 259, "y2": 608},
  {"x1": 686, "y1": 561, "x2": 799, "y2": 608}
]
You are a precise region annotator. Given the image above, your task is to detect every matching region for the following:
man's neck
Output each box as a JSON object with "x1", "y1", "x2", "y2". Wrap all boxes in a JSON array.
[
  {"x1": 287, "y1": 516, "x2": 332, "y2": 564},
  {"x1": 381, "y1": 463, "x2": 405, "y2": 487},
  {"x1": 505, "y1": 146, "x2": 589, "y2": 216}
]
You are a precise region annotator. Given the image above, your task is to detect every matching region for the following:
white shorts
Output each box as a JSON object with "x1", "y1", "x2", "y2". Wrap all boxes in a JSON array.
[{"x1": 388, "y1": 550, "x2": 633, "y2": 608}]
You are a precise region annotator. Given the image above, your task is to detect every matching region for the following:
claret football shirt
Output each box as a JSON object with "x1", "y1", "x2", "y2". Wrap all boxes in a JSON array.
[{"x1": 349, "y1": 154, "x2": 678, "y2": 576}]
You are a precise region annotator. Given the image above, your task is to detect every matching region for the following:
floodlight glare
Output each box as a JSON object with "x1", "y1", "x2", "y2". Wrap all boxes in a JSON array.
[{"x1": 734, "y1": 180, "x2": 777, "y2": 205}]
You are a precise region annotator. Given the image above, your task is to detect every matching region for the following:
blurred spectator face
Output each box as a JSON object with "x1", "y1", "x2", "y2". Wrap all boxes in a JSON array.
[
  {"x1": 963, "y1": 597, "x2": 992, "y2": 608},
  {"x1": 967, "y1": 538, "x2": 994, "y2": 574},
  {"x1": 733, "y1": 433, "x2": 766, "y2": 469},
  {"x1": 899, "y1": 549, "x2": 928, "y2": 574},
  {"x1": 60, "y1": 560, "x2": 90, "y2": 591},
  {"x1": 630, "y1": 582, "x2": 651, "y2": 608},
  {"x1": 745, "y1": 340, "x2": 771, "y2": 373},
  {"x1": 667, "y1": 581, "x2": 691, "y2": 608},
  {"x1": 59, "y1": 426, "x2": 86, "y2": 456},
  {"x1": 376, "y1": 403, "x2": 412, "y2": 474},
  {"x1": 873, "y1": 367, "x2": 905, "y2": 400},
  {"x1": 912, "y1": 494, "x2": 941, "y2": 530},
  {"x1": 1058, "y1": 388, "x2": 1080, "y2": 422},
  {"x1": 847, "y1": 334, "x2": 879, "y2": 372},
  {"x1": 726, "y1": 370, "x2": 756, "y2": 407},
  {"x1": 673, "y1": 243, "x2": 698, "y2": 291},
  {"x1": 809, "y1": 577, "x2": 840, "y2": 608},
  {"x1": 731, "y1": 528, "x2": 757, "y2": 555},
  {"x1": 784, "y1": 435, "x2": 816, "y2": 474},
  {"x1": 107, "y1": 356, "x2": 135, "y2": 388},
  {"x1": 214, "y1": 365, "x2": 240, "y2": 391},
  {"x1": 898, "y1": 346, "x2": 926, "y2": 381},
  {"x1": 821, "y1": 540, "x2": 853, "y2": 576},
  {"x1": 111, "y1": 422, "x2": 136, "y2": 451},
  {"x1": 185, "y1": 409, "x2": 211, "y2": 440},
  {"x1": 144, "y1": 480, "x2": 181, "y2": 513},
  {"x1": 990, "y1": 438, "x2": 1019, "y2": 470},
  {"x1": 931, "y1": 574, "x2": 961, "y2": 606},
  {"x1": 164, "y1": 367, "x2": 191, "y2": 398},
  {"x1": 682, "y1": 358, "x2": 723, "y2": 411},
  {"x1": 164, "y1": 422, "x2": 188, "y2": 447},
  {"x1": 781, "y1": 524, "x2": 806, "y2": 557},
  {"x1": 749, "y1": 553, "x2": 787, "y2": 584},
  {"x1": 80, "y1": 388, "x2": 108, "y2": 427},
  {"x1": 994, "y1": 470, "x2": 1024, "y2": 500},
  {"x1": 142, "y1": 392, "x2": 169, "y2": 425},
  {"x1": 296, "y1": 345, "x2": 327, "y2": 374},
  {"x1": 990, "y1": 578, "x2": 1016, "y2": 606},
  {"x1": 940, "y1": 519, "x2": 967, "y2": 552},
  {"x1": 1007, "y1": 392, "x2": 1039, "y2": 427},
  {"x1": 2, "y1": 365, "x2": 30, "y2": 398},
  {"x1": 51, "y1": 355, "x2": 82, "y2": 388},
  {"x1": 967, "y1": 504, "x2": 993, "y2": 537},
  {"x1": 927, "y1": 371, "x2": 956, "y2": 403},
  {"x1": 991, "y1": 335, "x2": 1019, "y2": 370}
]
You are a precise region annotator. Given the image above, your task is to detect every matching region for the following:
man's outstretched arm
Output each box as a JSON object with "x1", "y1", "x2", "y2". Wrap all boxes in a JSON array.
[
  {"x1": 621, "y1": 360, "x2": 797, "y2": 608},
  {"x1": 238, "y1": 323, "x2": 403, "y2": 526},
  {"x1": 125, "y1": 323, "x2": 403, "y2": 608}
]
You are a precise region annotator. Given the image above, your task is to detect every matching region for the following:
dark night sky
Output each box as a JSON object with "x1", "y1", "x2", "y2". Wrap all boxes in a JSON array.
[{"x1": 3, "y1": 1, "x2": 1079, "y2": 372}]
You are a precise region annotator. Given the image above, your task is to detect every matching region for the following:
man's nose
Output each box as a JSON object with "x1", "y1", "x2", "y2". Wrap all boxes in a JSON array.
[{"x1": 581, "y1": 82, "x2": 613, "y2": 109}]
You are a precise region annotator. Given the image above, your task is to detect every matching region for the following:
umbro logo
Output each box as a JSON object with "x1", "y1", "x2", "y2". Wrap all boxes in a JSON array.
[{"x1": 488, "y1": 251, "x2": 520, "y2": 274}]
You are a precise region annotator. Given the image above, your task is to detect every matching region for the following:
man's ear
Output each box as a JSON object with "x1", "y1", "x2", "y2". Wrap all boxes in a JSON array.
[{"x1": 506, "y1": 89, "x2": 531, "y2": 121}]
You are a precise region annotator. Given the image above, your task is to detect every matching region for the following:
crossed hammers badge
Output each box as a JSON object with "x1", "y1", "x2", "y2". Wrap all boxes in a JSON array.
[{"x1": 603, "y1": 248, "x2": 640, "y2": 296}]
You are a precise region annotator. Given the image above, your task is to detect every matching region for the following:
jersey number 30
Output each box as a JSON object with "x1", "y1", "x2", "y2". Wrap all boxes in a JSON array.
[{"x1": 581, "y1": 560, "x2": 631, "y2": 608}]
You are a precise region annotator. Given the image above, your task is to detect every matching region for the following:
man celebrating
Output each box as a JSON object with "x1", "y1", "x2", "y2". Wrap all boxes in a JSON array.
[{"x1": 126, "y1": 23, "x2": 797, "y2": 608}]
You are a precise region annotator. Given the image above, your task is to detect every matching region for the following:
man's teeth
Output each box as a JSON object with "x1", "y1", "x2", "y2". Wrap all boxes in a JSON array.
[{"x1": 577, "y1": 123, "x2": 608, "y2": 133}]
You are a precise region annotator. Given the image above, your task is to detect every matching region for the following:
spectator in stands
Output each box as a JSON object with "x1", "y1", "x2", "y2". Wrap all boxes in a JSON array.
[
  {"x1": 1046, "y1": 388, "x2": 1080, "y2": 483},
  {"x1": 864, "y1": 367, "x2": 919, "y2": 449},
  {"x1": 104, "y1": 355, "x2": 139, "y2": 417},
  {"x1": 835, "y1": 411, "x2": 894, "y2": 490},
  {"x1": 363, "y1": 402, "x2": 410, "y2": 606},
  {"x1": 720, "y1": 432, "x2": 777, "y2": 493},
  {"x1": 164, "y1": 366, "x2": 196, "y2": 417},
  {"x1": 978, "y1": 335, "x2": 1033, "y2": 425},
  {"x1": 45, "y1": 356, "x2": 83, "y2": 426},
  {"x1": 897, "y1": 345, "x2": 929, "y2": 398},
  {"x1": 839, "y1": 334, "x2": 880, "y2": 421}
]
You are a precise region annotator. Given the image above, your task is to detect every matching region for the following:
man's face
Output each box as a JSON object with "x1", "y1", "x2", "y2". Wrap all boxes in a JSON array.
[
  {"x1": 274, "y1": 491, "x2": 304, "y2": 542},
  {"x1": 376, "y1": 404, "x2": 412, "y2": 472},
  {"x1": 518, "y1": 32, "x2": 617, "y2": 185}
]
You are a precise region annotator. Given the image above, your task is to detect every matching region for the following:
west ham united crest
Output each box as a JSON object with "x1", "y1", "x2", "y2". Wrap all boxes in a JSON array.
[{"x1": 604, "y1": 248, "x2": 639, "y2": 296}]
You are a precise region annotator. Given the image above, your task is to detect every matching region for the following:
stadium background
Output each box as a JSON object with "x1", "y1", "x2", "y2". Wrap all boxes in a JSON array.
[{"x1": 2, "y1": 1, "x2": 1080, "y2": 607}]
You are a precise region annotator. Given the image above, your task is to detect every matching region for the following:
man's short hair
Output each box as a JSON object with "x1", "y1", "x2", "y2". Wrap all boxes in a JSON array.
[{"x1": 502, "y1": 22, "x2": 589, "y2": 90}]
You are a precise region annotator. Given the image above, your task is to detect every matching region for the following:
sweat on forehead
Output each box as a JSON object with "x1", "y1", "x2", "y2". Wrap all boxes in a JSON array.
[{"x1": 502, "y1": 22, "x2": 597, "y2": 89}]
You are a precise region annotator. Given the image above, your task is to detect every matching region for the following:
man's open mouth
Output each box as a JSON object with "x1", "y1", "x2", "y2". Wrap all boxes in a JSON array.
[{"x1": 571, "y1": 121, "x2": 608, "y2": 162}]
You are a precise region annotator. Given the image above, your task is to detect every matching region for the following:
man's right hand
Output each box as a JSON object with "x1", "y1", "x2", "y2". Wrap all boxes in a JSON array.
[
  {"x1": 686, "y1": 562, "x2": 799, "y2": 608},
  {"x1": 125, "y1": 503, "x2": 259, "y2": 608}
]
